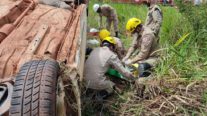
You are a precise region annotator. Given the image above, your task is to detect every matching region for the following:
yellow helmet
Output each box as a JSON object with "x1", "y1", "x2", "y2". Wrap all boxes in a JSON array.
[
  {"x1": 102, "y1": 37, "x2": 116, "y2": 45},
  {"x1": 126, "y1": 18, "x2": 142, "y2": 33},
  {"x1": 99, "y1": 29, "x2": 111, "y2": 40}
]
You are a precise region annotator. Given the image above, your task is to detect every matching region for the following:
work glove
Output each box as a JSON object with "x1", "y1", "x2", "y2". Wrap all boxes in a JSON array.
[
  {"x1": 122, "y1": 57, "x2": 127, "y2": 63},
  {"x1": 115, "y1": 31, "x2": 118, "y2": 37},
  {"x1": 124, "y1": 59, "x2": 132, "y2": 65}
]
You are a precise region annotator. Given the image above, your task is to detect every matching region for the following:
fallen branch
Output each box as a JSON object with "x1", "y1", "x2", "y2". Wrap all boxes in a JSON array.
[
  {"x1": 172, "y1": 95, "x2": 190, "y2": 106},
  {"x1": 185, "y1": 81, "x2": 197, "y2": 95},
  {"x1": 162, "y1": 96, "x2": 176, "y2": 109}
]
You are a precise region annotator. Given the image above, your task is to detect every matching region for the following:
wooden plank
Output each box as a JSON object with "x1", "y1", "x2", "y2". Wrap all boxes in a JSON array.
[{"x1": 25, "y1": 24, "x2": 48, "y2": 54}]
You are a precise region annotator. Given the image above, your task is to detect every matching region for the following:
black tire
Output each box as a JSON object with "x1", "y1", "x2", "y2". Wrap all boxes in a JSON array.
[{"x1": 9, "y1": 60, "x2": 59, "y2": 116}]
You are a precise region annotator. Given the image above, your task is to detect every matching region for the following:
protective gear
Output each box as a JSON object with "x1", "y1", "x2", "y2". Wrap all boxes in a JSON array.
[
  {"x1": 124, "y1": 59, "x2": 132, "y2": 65},
  {"x1": 132, "y1": 63, "x2": 139, "y2": 68},
  {"x1": 99, "y1": 29, "x2": 111, "y2": 40},
  {"x1": 93, "y1": 4, "x2": 100, "y2": 12},
  {"x1": 115, "y1": 31, "x2": 118, "y2": 37},
  {"x1": 102, "y1": 37, "x2": 116, "y2": 45},
  {"x1": 89, "y1": 28, "x2": 99, "y2": 36},
  {"x1": 95, "y1": 90, "x2": 113, "y2": 100},
  {"x1": 90, "y1": 28, "x2": 99, "y2": 33},
  {"x1": 138, "y1": 63, "x2": 151, "y2": 77},
  {"x1": 126, "y1": 18, "x2": 142, "y2": 33}
]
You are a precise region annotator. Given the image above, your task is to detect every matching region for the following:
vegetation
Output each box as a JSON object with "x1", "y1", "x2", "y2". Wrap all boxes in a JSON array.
[{"x1": 84, "y1": 0, "x2": 207, "y2": 115}]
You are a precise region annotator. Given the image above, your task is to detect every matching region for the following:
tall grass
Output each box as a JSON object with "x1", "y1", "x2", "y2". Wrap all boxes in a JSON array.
[{"x1": 156, "y1": 1, "x2": 207, "y2": 79}]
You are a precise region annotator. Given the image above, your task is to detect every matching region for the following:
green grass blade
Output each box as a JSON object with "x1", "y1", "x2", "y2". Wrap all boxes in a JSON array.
[{"x1": 174, "y1": 32, "x2": 191, "y2": 47}]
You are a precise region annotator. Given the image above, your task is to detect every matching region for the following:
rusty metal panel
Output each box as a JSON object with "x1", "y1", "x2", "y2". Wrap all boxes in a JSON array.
[
  {"x1": 75, "y1": 6, "x2": 87, "y2": 81},
  {"x1": 0, "y1": 0, "x2": 87, "y2": 79}
]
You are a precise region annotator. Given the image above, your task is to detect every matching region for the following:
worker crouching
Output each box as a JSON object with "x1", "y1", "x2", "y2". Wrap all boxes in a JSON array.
[
  {"x1": 84, "y1": 37, "x2": 134, "y2": 99},
  {"x1": 123, "y1": 18, "x2": 160, "y2": 77},
  {"x1": 93, "y1": 4, "x2": 119, "y2": 37},
  {"x1": 99, "y1": 29, "x2": 125, "y2": 59}
]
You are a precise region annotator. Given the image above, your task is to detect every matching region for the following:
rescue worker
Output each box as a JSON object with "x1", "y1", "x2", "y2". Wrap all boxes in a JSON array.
[
  {"x1": 143, "y1": 0, "x2": 163, "y2": 36},
  {"x1": 122, "y1": 18, "x2": 159, "y2": 77},
  {"x1": 84, "y1": 37, "x2": 134, "y2": 98},
  {"x1": 93, "y1": 4, "x2": 119, "y2": 37},
  {"x1": 99, "y1": 29, "x2": 125, "y2": 59}
]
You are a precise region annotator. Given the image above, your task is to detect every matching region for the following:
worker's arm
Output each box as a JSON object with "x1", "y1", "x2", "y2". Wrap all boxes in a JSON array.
[
  {"x1": 152, "y1": 8, "x2": 162, "y2": 33},
  {"x1": 108, "y1": 55, "x2": 134, "y2": 79},
  {"x1": 113, "y1": 14, "x2": 119, "y2": 34},
  {"x1": 110, "y1": 9, "x2": 119, "y2": 33},
  {"x1": 131, "y1": 34, "x2": 154, "y2": 63},
  {"x1": 115, "y1": 46, "x2": 124, "y2": 59},
  {"x1": 114, "y1": 37, "x2": 125, "y2": 59},
  {"x1": 123, "y1": 33, "x2": 138, "y2": 61}
]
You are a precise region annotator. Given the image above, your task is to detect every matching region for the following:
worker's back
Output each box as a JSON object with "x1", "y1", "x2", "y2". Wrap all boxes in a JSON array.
[
  {"x1": 84, "y1": 46, "x2": 115, "y2": 89},
  {"x1": 145, "y1": 4, "x2": 162, "y2": 35}
]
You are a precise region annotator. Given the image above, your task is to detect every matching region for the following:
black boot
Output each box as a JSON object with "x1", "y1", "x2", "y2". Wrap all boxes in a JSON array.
[
  {"x1": 115, "y1": 31, "x2": 118, "y2": 37},
  {"x1": 95, "y1": 90, "x2": 110, "y2": 101},
  {"x1": 138, "y1": 63, "x2": 152, "y2": 77}
]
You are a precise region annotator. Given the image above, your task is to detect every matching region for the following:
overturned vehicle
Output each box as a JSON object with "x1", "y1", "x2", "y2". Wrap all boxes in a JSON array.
[{"x1": 0, "y1": 0, "x2": 87, "y2": 115}]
